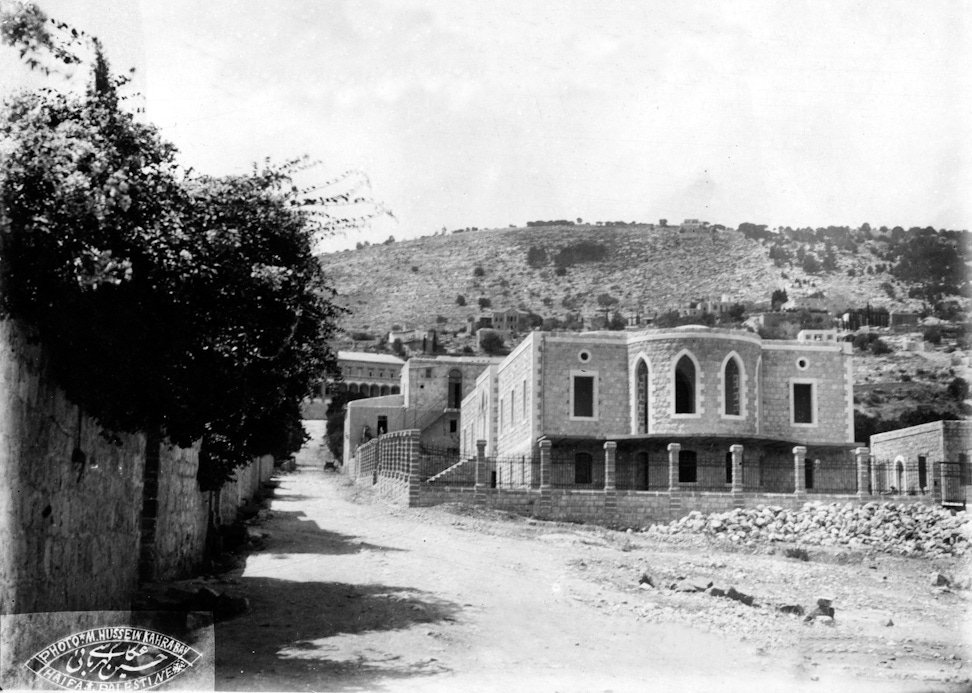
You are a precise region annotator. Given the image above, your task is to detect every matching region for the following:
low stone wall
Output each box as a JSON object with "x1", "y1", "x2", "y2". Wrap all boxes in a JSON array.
[
  {"x1": 218, "y1": 454, "x2": 275, "y2": 525},
  {"x1": 150, "y1": 442, "x2": 209, "y2": 582}
]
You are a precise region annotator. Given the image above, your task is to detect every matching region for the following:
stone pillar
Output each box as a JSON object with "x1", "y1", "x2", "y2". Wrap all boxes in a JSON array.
[
  {"x1": 538, "y1": 438, "x2": 552, "y2": 518},
  {"x1": 474, "y1": 439, "x2": 487, "y2": 506},
  {"x1": 407, "y1": 430, "x2": 422, "y2": 507},
  {"x1": 604, "y1": 441, "x2": 617, "y2": 524},
  {"x1": 854, "y1": 447, "x2": 870, "y2": 499},
  {"x1": 667, "y1": 443, "x2": 681, "y2": 521},
  {"x1": 604, "y1": 442, "x2": 617, "y2": 491},
  {"x1": 793, "y1": 446, "x2": 807, "y2": 496},
  {"x1": 667, "y1": 443, "x2": 681, "y2": 492},
  {"x1": 730, "y1": 444, "x2": 744, "y2": 495}
]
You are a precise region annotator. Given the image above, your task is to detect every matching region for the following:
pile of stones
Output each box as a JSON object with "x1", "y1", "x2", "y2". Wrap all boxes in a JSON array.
[{"x1": 650, "y1": 501, "x2": 970, "y2": 556}]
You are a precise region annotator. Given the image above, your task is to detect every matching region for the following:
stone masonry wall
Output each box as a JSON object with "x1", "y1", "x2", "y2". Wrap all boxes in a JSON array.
[
  {"x1": 627, "y1": 329, "x2": 762, "y2": 436},
  {"x1": 1, "y1": 319, "x2": 279, "y2": 613},
  {"x1": 760, "y1": 343, "x2": 853, "y2": 444},
  {"x1": 495, "y1": 336, "x2": 535, "y2": 457},
  {"x1": 0, "y1": 320, "x2": 145, "y2": 615},
  {"x1": 541, "y1": 334, "x2": 629, "y2": 438}
]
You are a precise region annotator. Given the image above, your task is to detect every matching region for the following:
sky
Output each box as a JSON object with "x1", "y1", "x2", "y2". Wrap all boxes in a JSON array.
[{"x1": 1, "y1": 1, "x2": 969, "y2": 251}]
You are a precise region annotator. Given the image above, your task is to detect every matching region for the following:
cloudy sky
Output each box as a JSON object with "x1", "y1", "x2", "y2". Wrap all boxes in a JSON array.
[{"x1": 2, "y1": 1, "x2": 969, "y2": 250}]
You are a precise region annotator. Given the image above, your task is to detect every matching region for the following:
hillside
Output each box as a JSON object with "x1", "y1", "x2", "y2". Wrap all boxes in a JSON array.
[{"x1": 319, "y1": 224, "x2": 934, "y2": 335}]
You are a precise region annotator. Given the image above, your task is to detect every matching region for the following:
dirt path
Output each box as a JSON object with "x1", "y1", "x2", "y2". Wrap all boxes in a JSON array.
[{"x1": 213, "y1": 423, "x2": 971, "y2": 692}]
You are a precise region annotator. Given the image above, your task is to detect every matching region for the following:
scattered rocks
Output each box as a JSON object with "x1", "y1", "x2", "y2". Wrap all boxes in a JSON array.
[
  {"x1": 650, "y1": 502, "x2": 969, "y2": 557},
  {"x1": 931, "y1": 572, "x2": 951, "y2": 587},
  {"x1": 779, "y1": 604, "x2": 805, "y2": 616},
  {"x1": 804, "y1": 598, "x2": 836, "y2": 623}
]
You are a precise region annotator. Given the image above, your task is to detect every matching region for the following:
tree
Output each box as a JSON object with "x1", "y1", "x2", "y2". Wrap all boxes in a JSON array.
[
  {"x1": 479, "y1": 331, "x2": 505, "y2": 356},
  {"x1": 473, "y1": 265, "x2": 485, "y2": 277},
  {"x1": 455, "y1": 294, "x2": 466, "y2": 307},
  {"x1": 0, "y1": 6, "x2": 380, "y2": 488},
  {"x1": 526, "y1": 245, "x2": 548, "y2": 268},
  {"x1": 948, "y1": 377, "x2": 969, "y2": 401},
  {"x1": 478, "y1": 297, "x2": 491, "y2": 309},
  {"x1": 771, "y1": 289, "x2": 788, "y2": 310}
]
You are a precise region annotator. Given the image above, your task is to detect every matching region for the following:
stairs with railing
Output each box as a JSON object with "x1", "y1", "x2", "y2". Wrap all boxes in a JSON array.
[{"x1": 425, "y1": 457, "x2": 473, "y2": 484}]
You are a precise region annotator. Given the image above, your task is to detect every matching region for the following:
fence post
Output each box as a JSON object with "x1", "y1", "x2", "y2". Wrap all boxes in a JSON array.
[
  {"x1": 730, "y1": 444, "x2": 744, "y2": 506},
  {"x1": 793, "y1": 446, "x2": 807, "y2": 497},
  {"x1": 407, "y1": 430, "x2": 422, "y2": 507},
  {"x1": 604, "y1": 441, "x2": 617, "y2": 524},
  {"x1": 538, "y1": 438, "x2": 551, "y2": 518},
  {"x1": 475, "y1": 439, "x2": 487, "y2": 507},
  {"x1": 667, "y1": 443, "x2": 681, "y2": 522},
  {"x1": 854, "y1": 447, "x2": 870, "y2": 499}
]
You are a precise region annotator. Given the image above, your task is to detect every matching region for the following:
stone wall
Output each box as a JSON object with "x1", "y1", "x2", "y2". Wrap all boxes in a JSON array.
[
  {"x1": 0, "y1": 319, "x2": 278, "y2": 614},
  {"x1": 870, "y1": 420, "x2": 972, "y2": 495},
  {"x1": 495, "y1": 335, "x2": 536, "y2": 457}
]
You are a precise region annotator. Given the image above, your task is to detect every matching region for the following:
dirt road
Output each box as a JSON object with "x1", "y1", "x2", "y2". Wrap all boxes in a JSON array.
[{"x1": 213, "y1": 422, "x2": 971, "y2": 692}]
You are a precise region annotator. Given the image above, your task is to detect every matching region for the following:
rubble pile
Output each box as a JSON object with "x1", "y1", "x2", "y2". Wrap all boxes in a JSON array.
[{"x1": 650, "y1": 501, "x2": 970, "y2": 556}]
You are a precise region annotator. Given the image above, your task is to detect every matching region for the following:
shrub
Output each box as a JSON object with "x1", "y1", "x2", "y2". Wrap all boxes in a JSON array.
[
  {"x1": 554, "y1": 266, "x2": 567, "y2": 277},
  {"x1": 870, "y1": 338, "x2": 892, "y2": 355},
  {"x1": 948, "y1": 377, "x2": 969, "y2": 401},
  {"x1": 478, "y1": 297, "x2": 491, "y2": 309},
  {"x1": 456, "y1": 294, "x2": 466, "y2": 307},
  {"x1": 473, "y1": 265, "x2": 485, "y2": 277},
  {"x1": 784, "y1": 547, "x2": 811, "y2": 562}
]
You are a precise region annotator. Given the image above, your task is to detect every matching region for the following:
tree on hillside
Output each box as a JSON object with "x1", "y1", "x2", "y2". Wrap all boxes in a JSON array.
[
  {"x1": 480, "y1": 331, "x2": 505, "y2": 356},
  {"x1": 771, "y1": 289, "x2": 788, "y2": 310}
]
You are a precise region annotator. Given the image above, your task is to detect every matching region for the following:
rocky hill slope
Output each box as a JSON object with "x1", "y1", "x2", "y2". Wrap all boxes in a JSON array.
[{"x1": 319, "y1": 224, "x2": 929, "y2": 334}]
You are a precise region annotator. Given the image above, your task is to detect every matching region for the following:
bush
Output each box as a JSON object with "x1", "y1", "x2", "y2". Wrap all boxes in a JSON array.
[
  {"x1": 554, "y1": 266, "x2": 567, "y2": 277},
  {"x1": 479, "y1": 331, "x2": 505, "y2": 355},
  {"x1": 783, "y1": 547, "x2": 811, "y2": 562},
  {"x1": 455, "y1": 294, "x2": 466, "y2": 307},
  {"x1": 870, "y1": 338, "x2": 892, "y2": 355},
  {"x1": 473, "y1": 265, "x2": 485, "y2": 277},
  {"x1": 948, "y1": 377, "x2": 969, "y2": 401},
  {"x1": 478, "y1": 297, "x2": 491, "y2": 309}
]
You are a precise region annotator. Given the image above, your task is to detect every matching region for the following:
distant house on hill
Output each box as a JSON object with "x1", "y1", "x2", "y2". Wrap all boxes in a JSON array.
[
  {"x1": 679, "y1": 295, "x2": 736, "y2": 319},
  {"x1": 388, "y1": 327, "x2": 436, "y2": 354},
  {"x1": 782, "y1": 294, "x2": 828, "y2": 312},
  {"x1": 679, "y1": 219, "x2": 714, "y2": 241}
]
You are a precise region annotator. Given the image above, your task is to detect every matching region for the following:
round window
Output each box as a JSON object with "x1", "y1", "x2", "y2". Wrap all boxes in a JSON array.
[
  {"x1": 578, "y1": 350, "x2": 591, "y2": 363},
  {"x1": 796, "y1": 358, "x2": 809, "y2": 371}
]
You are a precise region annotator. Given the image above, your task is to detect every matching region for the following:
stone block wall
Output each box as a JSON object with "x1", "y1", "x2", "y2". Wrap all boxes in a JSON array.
[
  {"x1": 218, "y1": 454, "x2": 274, "y2": 526},
  {"x1": 870, "y1": 420, "x2": 972, "y2": 494},
  {"x1": 760, "y1": 342, "x2": 853, "y2": 444},
  {"x1": 146, "y1": 442, "x2": 208, "y2": 582},
  {"x1": 0, "y1": 320, "x2": 146, "y2": 615},
  {"x1": 626, "y1": 329, "x2": 762, "y2": 436},
  {"x1": 1, "y1": 319, "x2": 281, "y2": 614},
  {"x1": 540, "y1": 333, "x2": 629, "y2": 438},
  {"x1": 495, "y1": 335, "x2": 536, "y2": 457}
]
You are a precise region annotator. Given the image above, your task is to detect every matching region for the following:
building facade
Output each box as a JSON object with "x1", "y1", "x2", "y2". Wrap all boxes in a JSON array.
[
  {"x1": 461, "y1": 326, "x2": 858, "y2": 491},
  {"x1": 870, "y1": 420, "x2": 971, "y2": 502}
]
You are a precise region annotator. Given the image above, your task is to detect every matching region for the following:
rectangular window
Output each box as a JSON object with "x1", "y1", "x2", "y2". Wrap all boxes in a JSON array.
[
  {"x1": 572, "y1": 375, "x2": 595, "y2": 418},
  {"x1": 449, "y1": 418, "x2": 458, "y2": 433},
  {"x1": 793, "y1": 383, "x2": 814, "y2": 424},
  {"x1": 522, "y1": 379, "x2": 528, "y2": 420}
]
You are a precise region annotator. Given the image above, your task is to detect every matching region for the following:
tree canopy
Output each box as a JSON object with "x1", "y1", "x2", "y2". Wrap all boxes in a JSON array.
[{"x1": 0, "y1": 4, "x2": 378, "y2": 488}]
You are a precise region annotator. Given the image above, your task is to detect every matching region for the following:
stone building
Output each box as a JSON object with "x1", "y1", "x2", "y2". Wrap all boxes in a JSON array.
[
  {"x1": 870, "y1": 420, "x2": 971, "y2": 503},
  {"x1": 343, "y1": 355, "x2": 501, "y2": 463},
  {"x1": 324, "y1": 351, "x2": 405, "y2": 405},
  {"x1": 461, "y1": 325, "x2": 858, "y2": 492}
]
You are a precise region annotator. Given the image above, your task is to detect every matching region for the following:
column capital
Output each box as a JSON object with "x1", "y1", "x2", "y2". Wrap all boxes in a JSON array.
[
  {"x1": 792, "y1": 445, "x2": 807, "y2": 457},
  {"x1": 604, "y1": 441, "x2": 617, "y2": 451},
  {"x1": 539, "y1": 437, "x2": 552, "y2": 450},
  {"x1": 667, "y1": 442, "x2": 681, "y2": 453},
  {"x1": 729, "y1": 444, "x2": 744, "y2": 454}
]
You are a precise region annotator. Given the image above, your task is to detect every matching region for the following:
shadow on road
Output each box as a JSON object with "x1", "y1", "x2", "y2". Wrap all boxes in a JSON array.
[
  {"x1": 216, "y1": 578, "x2": 461, "y2": 691},
  {"x1": 256, "y1": 508, "x2": 406, "y2": 556}
]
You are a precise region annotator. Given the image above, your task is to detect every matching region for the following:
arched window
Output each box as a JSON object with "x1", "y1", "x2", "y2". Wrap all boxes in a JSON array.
[
  {"x1": 348, "y1": 383, "x2": 359, "y2": 395},
  {"x1": 724, "y1": 358, "x2": 741, "y2": 416},
  {"x1": 380, "y1": 385, "x2": 390, "y2": 396},
  {"x1": 574, "y1": 452, "x2": 593, "y2": 485},
  {"x1": 679, "y1": 450, "x2": 697, "y2": 483},
  {"x1": 448, "y1": 369, "x2": 463, "y2": 409},
  {"x1": 391, "y1": 385, "x2": 400, "y2": 395},
  {"x1": 369, "y1": 384, "x2": 380, "y2": 397},
  {"x1": 674, "y1": 355, "x2": 696, "y2": 414},
  {"x1": 636, "y1": 359, "x2": 650, "y2": 433}
]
